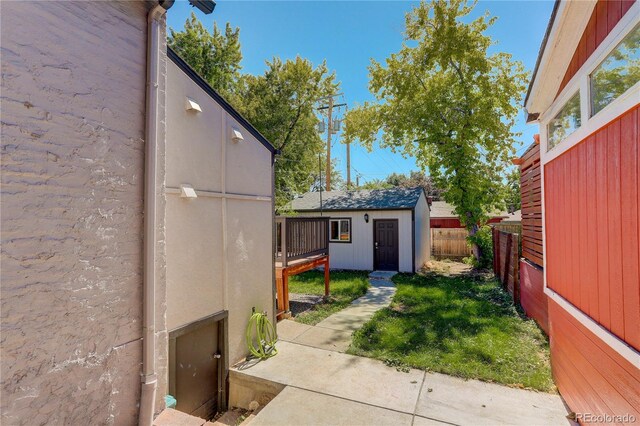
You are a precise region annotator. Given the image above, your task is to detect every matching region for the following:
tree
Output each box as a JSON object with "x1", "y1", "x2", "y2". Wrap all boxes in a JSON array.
[
  {"x1": 237, "y1": 57, "x2": 338, "y2": 207},
  {"x1": 168, "y1": 13, "x2": 242, "y2": 99},
  {"x1": 385, "y1": 171, "x2": 444, "y2": 199},
  {"x1": 310, "y1": 157, "x2": 344, "y2": 192},
  {"x1": 505, "y1": 168, "x2": 521, "y2": 212},
  {"x1": 358, "y1": 179, "x2": 392, "y2": 190},
  {"x1": 169, "y1": 14, "x2": 339, "y2": 209},
  {"x1": 344, "y1": 0, "x2": 527, "y2": 261}
]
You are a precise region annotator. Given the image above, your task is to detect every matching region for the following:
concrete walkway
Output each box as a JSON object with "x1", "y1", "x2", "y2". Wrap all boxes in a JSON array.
[
  {"x1": 277, "y1": 270, "x2": 397, "y2": 352},
  {"x1": 232, "y1": 270, "x2": 569, "y2": 425}
]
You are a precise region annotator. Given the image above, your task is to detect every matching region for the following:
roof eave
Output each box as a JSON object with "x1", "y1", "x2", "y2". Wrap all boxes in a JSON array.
[{"x1": 524, "y1": 1, "x2": 596, "y2": 121}]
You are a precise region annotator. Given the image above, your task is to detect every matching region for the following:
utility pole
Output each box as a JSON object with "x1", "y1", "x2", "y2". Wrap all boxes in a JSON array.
[
  {"x1": 316, "y1": 94, "x2": 346, "y2": 192},
  {"x1": 356, "y1": 174, "x2": 360, "y2": 188},
  {"x1": 346, "y1": 141, "x2": 351, "y2": 189},
  {"x1": 326, "y1": 96, "x2": 333, "y2": 191}
]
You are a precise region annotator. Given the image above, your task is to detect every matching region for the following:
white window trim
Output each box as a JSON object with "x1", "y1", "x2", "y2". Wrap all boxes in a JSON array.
[
  {"x1": 539, "y1": 2, "x2": 640, "y2": 164},
  {"x1": 329, "y1": 218, "x2": 351, "y2": 243},
  {"x1": 538, "y1": 1, "x2": 640, "y2": 365}
]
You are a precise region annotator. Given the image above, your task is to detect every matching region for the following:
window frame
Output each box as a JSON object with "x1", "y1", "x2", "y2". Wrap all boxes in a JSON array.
[
  {"x1": 539, "y1": 3, "x2": 640, "y2": 165},
  {"x1": 329, "y1": 218, "x2": 352, "y2": 243},
  {"x1": 546, "y1": 91, "x2": 582, "y2": 151}
]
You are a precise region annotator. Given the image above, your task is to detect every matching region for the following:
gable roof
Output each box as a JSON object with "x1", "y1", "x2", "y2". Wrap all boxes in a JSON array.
[
  {"x1": 167, "y1": 47, "x2": 275, "y2": 155},
  {"x1": 430, "y1": 201, "x2": 511, "y2": 219},
  {"x1": 288, "y1": 187, "x2": 425, "y2": 212}
]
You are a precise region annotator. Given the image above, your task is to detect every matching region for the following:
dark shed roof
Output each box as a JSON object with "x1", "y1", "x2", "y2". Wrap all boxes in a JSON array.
[
  {"x1": 167, "y1": 47, "x2": 275, "y2": 154},
  {"x1": 289, "y1": 187, "x2": 425, "y2": 212}
]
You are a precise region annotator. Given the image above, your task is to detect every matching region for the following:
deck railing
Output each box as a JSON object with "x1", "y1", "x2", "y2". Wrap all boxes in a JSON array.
[{"x1": 276, "y1": 216, "x2": 329, "y2": 267}]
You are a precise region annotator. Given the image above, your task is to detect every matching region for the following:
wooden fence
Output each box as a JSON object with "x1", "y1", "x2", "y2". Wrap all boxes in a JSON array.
[
  {"x1": 493, "y1": 223, "x2": 522, "y2": 234},
  {"x1": 431, "y1": 228, "x2": 472, "y2": 260},
  {"x1": 492, "y1": 228, "x2": 520, "y2": 303},
  {"x1": 517, "y1": 142, "x2": 543, "y2": 267}
]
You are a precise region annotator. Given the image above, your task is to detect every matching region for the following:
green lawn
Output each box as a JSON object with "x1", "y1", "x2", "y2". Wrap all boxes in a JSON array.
[
  {"x1": 349, "y1": 271, "x2": 555, "y2": 392},
  {"x1": 289, "y1": 270, "x2": 369, "y2": 325}
]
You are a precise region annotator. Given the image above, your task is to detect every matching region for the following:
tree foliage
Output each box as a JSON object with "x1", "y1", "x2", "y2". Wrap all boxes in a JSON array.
[
  {"x1": 345, "y1": 0, "x2": 528, "y2": 259},
  {"x1": 238, "y1": 57, "x2": 337, "y2": 207},
  {"x1": 385, "y1": 171, "x2": 444, "y2": 199},
  {"x1": 168, "y1": 13, "x2": 242, "y2": 98},
  {"x1": 169, "y1": 14, "x2": 338, "y2": 208}
]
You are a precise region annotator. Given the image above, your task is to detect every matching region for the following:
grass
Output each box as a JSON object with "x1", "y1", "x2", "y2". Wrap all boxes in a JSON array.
[
  {"x1": 348, "y1": 271, "x2": 555, "y2": 392},
  {"x1": 289, "y1": 270, "x2": 369, "y2": 325}
]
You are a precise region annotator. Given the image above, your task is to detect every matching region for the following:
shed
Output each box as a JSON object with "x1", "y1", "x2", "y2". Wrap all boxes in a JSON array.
[{"x1": 289, "y1": 187, "x2": 430, "y2": 272}]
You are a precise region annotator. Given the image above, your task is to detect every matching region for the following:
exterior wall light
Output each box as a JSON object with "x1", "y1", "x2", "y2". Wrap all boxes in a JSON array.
[
  {"x1": 231, "y1": 128, "x2": 244, "y2": 143},
  {"x1": 185, "y1": 97, "x2": 202, "y2": 112},
  {"x1": 364, "y1": 213, "x2": 369, "y2": 223},
  {"x1": 180, "y1": 184, "x2": 198, "y2": 199}
]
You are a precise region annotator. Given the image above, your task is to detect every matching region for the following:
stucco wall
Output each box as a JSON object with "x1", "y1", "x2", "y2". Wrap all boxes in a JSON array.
[
  {"x1": 165, "y1": 59, "x2": 274, "y2": 365},
  {"x1": 414, "y1": 193, "x2": 431, "y2": 270},
  {"x1": 298, "y1": 210, "x2": 414, "y2": 272},
  {"x1": 0, "y1": 1, "x2": 167, "y2": 424}
]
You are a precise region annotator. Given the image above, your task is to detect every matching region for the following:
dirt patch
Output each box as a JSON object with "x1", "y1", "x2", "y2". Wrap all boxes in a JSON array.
[{"x1": 289, "y1": 293, "x2": 323, "y2": 316}]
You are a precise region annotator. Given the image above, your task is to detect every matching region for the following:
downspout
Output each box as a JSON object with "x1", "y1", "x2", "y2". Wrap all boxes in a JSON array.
[{"x1": 140, "y1": 2, "x2": 171, "y2": 425}]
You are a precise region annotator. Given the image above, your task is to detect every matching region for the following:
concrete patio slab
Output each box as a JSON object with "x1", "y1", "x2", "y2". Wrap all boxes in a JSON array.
[
  {"x1": 314, "y1": 312, "x2": 376, "y2": 332},
  {"x1": 412, "y1": 415, "x2": 452, "y2": 425},
  {"x1": 416, "y1": 371, "x2": 568, "y2": 425},
  {"x1": 232, "y1": 341, "x2": 425, "y2": 414},
  {"x1": 249, "y1": 386, "x2": 414, "y2": 426},
  {"x1": 369, "y1": 270, "x2": 398, "y2": 280},
  {"x1": 277, "y1": 319, "x2": 312, "y2": 342},
  {"x1": 292, "y1": 326, "x2": 353, "y2": 352}
]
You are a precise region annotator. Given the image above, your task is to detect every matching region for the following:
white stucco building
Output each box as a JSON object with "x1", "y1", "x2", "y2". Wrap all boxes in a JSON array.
[{"x1": 291, "y1": 188, "x2": 431, "y2": 273}]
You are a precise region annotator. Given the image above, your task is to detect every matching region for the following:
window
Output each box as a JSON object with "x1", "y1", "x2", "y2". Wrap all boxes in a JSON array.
[
  {"x1": 590, "y1": 23, "x2": 640, "y2": 116},
  {"x1": 547, "y1": 92, "x2": 581, "y2": 151},
  {"x1": 329, "y1": 218, "x2": 351, "y2": 243}
]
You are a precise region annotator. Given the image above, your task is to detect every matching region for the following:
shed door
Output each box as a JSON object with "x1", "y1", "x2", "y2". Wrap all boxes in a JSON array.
[{"x1": 374, "y1": 219, "x2": 399, "y2": 271}]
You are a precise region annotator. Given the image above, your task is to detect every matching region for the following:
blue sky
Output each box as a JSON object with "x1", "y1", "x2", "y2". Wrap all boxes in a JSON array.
[{"x1": 167, "y1": 1, "x2": 554, "y2": 184}]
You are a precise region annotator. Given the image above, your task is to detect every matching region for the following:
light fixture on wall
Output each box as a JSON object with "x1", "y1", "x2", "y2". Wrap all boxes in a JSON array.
[
  {"x1": 180, "y1": 184, "x2": 198, "y2": 199},
  {"x1": 185, "y1": 97, "x2": 202, "y2": 112},
  {"x1": 364, "y1": 213, "x2": 369, "y2": 223},
  {"x1": 231, "y1": 128, "x2": 244, "y2": 143}
]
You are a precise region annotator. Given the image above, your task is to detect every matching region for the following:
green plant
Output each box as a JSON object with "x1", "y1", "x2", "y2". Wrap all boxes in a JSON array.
[{"x1": 467, "y1": 225, "x2": 493, "y2": 269}]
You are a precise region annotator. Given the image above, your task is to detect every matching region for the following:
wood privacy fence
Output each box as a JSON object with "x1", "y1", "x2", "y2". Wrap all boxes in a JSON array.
[
  {"x1": 492, "y1": 228, "x2": 520, "y2": 303},
  {"x1": 518, "y1": 142, "x2": 543, "y2": 267},
  {"x1": 431, "y1": 228, "x2": 472, "y2": 260},
  {"x1": 493, "y1": 223, "x2": 522, "y2": 234}
]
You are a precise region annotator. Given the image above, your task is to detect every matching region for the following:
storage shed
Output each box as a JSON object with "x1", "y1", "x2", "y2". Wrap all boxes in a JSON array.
[{"x1": 290, "y1": 187, "x2": 430, "y2": 272}]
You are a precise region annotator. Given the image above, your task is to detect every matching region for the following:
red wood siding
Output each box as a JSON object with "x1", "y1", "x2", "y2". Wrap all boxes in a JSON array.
[
  {"x1": 548, "y1": 300, "x2": 640, "y2": 420},
  {"x1": 519, "y1": 260, "x2": 548, "y2": 334},
  {"x1": 544, "y1": 105, "x2": 640, "y2": 351},
  {"x1": 430, "y1": 218, "x2": 463, "y2": 228},
  {"x1": 556, "y1": 0, "x2": 636, "y2": 97},
  {"x1": 430, "y1": 217, "x2": 504, "y2": 229}
]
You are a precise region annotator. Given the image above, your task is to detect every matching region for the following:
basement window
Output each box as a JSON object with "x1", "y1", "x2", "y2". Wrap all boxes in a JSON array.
[
  {"x1": 590, "y1": 23, "x2": 640, "y2": 117},
  {"x1": 547, "y1": 92, "x2": 581, "y2": 151},
  {"x1": 329, "y1": 218, "x2": 351, "y2": 243}
]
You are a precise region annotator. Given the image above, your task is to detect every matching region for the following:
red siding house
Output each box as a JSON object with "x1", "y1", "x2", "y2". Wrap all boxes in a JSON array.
[
  {"x1": 429, "y1": 201, "x2": 508, "y2": 228},
  {"x1": 524, "y1": 0, "x2": 639, "y2": 421}
]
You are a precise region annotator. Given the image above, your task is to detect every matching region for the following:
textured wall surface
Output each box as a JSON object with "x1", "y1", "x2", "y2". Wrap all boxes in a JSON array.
[
  {"x1": 165, "y1": 59, "x2": 275, "y2": 365},
  {"x1": 1, "y1": 1, "x2": 167, "y2": 424}
]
